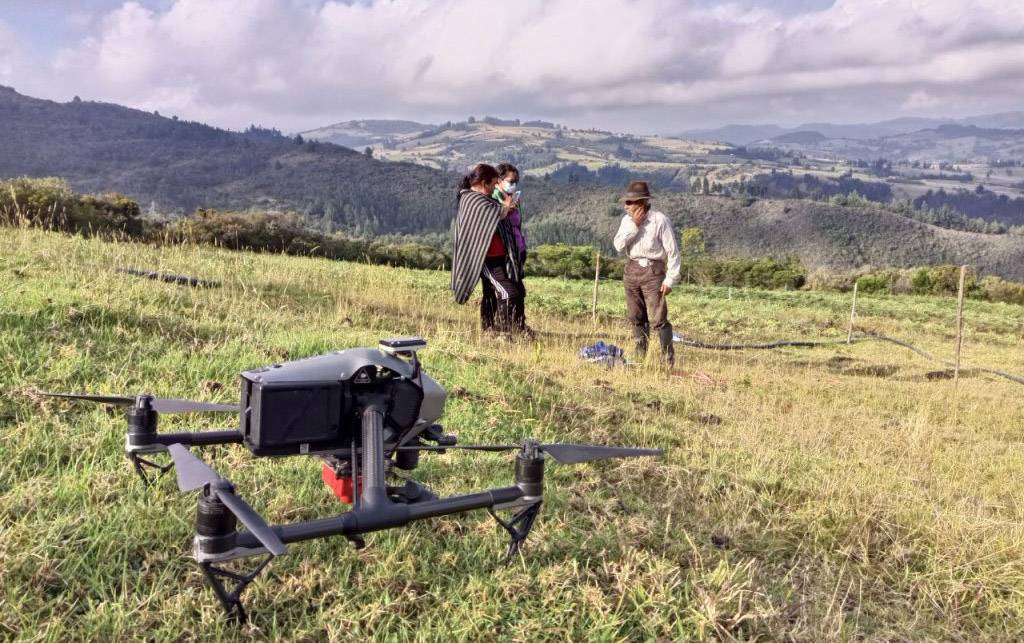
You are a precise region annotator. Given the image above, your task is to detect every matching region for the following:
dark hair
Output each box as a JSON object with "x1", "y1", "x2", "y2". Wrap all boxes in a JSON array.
[
  {"x1": 496, "y1": 163, "x2": 519, "y2": 179},
  {"x1": 458, "y1": 163, "x2": 500, "y2": 196}
]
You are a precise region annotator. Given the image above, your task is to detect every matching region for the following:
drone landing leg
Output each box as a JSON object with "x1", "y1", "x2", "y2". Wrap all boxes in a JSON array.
[
  {"x1": 488, "y1": 502, "x2": 542, "y2": 563},
  {"x1": 199, "y1": 555, "x2": 272, "y2": 622},
  {"x1": 129, "y1": 453, "x2": 173, "y2": 486}
]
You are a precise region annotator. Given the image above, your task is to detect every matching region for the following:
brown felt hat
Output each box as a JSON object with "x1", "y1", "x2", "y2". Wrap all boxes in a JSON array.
[{"x1": 620, "y1": 180, "x2": 652, "y2": 201}]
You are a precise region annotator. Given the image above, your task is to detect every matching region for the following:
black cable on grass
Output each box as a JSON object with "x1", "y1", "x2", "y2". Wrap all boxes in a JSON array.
[
  {"x1": 674, "y1": 330, "x2": 1024, "y2": 387},
  {"x1": 674, "y1": 336, "x2": 855, "y2": 350},
  {"x1": 117, "y1": 267, "x2": 220, "y2": 288}
]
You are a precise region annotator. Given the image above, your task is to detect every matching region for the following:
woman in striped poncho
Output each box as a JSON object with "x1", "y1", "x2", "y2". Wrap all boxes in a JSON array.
[{"x1": 451, "y1": 163, "x2": 525, "y2": 334}]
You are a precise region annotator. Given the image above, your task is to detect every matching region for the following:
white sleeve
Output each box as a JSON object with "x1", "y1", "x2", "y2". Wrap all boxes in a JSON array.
[
  {"x1": 660, "y1": 215, "x2": 682, "y2": 288},
  {"x1": 613, "y1": 217, "x2": 640, "y2": 253}
]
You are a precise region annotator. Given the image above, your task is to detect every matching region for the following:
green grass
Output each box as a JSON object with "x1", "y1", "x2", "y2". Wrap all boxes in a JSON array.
[{"x1": 2, "y1": 228, "x2": 1023, "y2": 641}]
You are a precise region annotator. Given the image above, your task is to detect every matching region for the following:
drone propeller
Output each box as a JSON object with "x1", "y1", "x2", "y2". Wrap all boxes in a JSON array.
[
  {"x1": 41, "y1": 392, "x2": 239, "y2": 414},
  {"x1": 397, "y1": 442, "x2": 663, "y2": 465},
  {"x1": 168, "y1": 444, "x2": 287, "y2": 556}
]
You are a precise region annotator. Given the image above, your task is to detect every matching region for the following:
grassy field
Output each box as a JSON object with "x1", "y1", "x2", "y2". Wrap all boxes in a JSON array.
[{"x1": 2, "y1": 227, "x2": 1023, "y2": 641}]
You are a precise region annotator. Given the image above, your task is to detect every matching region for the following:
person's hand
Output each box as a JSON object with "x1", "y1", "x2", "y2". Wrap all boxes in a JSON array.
[
  {"x1": 659, "y1": 283, "x2": 672, "y2": 296},
  {"x1": 501, "y1": 192, "x2": 514, "y2": 208},
  {"x1": 629, "y1": 205, "x2": 647, "y2": 227}
]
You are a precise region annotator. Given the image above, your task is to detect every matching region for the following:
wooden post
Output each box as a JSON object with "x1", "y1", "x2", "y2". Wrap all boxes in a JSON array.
[
  {"x1": 9, "y1": 184, "x2": 22, "y2": 224},
  {"x1": 954, "y1": 265, "x2": 967, "y2": 384},
  {"x1": 847, "y1": 281, "x2": 859, "y2": 344},
  {"x1": 591, "y1": 250, "x2": 601, "y2": 324}
]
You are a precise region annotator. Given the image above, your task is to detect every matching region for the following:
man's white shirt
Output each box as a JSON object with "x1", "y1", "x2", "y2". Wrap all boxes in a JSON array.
[{"x1": 613, "y1": 210, "x2": 682, "y2": 288}]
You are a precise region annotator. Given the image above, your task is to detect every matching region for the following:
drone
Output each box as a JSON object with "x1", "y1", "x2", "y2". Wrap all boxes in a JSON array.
[{"x1": 44, "y1": 337, "x2": 662, "y2": 621}]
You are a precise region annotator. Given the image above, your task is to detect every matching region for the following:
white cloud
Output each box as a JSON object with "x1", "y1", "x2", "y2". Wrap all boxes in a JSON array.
[
  {"x1": 901, "y1": 89, "x2": 941, "y2": 111},
  {"x1": 15, "y1": 0, "x2": 1024, "y2": 131},
  {"x1": 0, "y1": 20, "x2": 23, "y2": 79}
]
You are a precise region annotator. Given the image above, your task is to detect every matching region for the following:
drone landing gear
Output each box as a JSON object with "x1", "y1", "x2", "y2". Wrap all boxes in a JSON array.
[
  {"x1": 200, "y1": 555, "x2": 272, "y2": 622},
  {"x1": 488, "y1": 441, "x2": 546, "y2": 563},
  {"x1": 489, "y1": 502, "x2": 542, "y2": 563},
  {"x1": 129, "y1": 452, "x2": 173, "y2": 486}
]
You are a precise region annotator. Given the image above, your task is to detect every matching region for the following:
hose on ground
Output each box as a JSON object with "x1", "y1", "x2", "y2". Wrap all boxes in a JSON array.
[{"x1": 673, "y1": 330, "x2": 1024, "y2": 386}]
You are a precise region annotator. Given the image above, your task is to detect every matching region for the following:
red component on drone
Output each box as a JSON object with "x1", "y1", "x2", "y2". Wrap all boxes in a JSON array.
[{"x1": 321, "y1": 463, "x2": 360, "y2": 504}]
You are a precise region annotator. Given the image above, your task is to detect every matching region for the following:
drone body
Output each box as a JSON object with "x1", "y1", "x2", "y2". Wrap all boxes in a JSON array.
[{"x1": 46, "y1": 337, "x2": 661, "y2": 621}]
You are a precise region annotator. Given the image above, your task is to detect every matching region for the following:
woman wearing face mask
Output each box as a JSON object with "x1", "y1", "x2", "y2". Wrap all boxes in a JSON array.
[
  {"x1": 451, "y1": 163, "x2": 526, "y2": 335},
  {"x1": 489, "y1": 163, "x2": 530, "y2": 333},
  {"x1": 493, "y1": 164, "x2": 526, "y2": 267}
]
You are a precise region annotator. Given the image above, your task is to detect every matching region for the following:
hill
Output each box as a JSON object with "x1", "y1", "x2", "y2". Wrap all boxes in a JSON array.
[
  {"x1": 0, "y1": 85, "x2": 454, "y2": 234},
  {"x1": 344, "y1": 117, "x2": 720, "y2": 178},
  {"x1": 299, "y1": 119, "x2": 433, "y2": 148},
  {"x1": 680, "y1": 112, "x2": 1024, "y2": 146},
  {"x1": 299, "y1": 116, "x2": 1024, "y2": 218},
  {"x1": 4, "y1": 86, "x2": 1024, "y2": 278},
  {"x1": 2, "y1": 227, "x2": 1023, "y2": 638},
  {"x1": 757, "y1": 124, "x2": 1024, "y2": 164},
  {"x1": 769, "y1": 131, "x2": 828, "y2": 145},
  {"x1": 525, "y1": 189, "x2": 1024, "y2": 281}
]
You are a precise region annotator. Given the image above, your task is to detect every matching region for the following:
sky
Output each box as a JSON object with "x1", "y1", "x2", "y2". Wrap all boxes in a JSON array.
[{"x1": 1, "y1": 0, "x2": 1023, "y2": 135}]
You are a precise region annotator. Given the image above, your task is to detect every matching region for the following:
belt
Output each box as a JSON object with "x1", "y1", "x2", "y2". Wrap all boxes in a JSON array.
[{"x1": 629, "y1": 257, "x2": 663, "y2": 268}]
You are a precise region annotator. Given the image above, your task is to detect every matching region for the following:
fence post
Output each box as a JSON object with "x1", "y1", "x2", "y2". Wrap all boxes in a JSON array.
[
  {"x1": 847, "y1": 281, "x2": 859, "y2": 344},
  {"x1": 954, "y1": 265, "x2": 967, "y2": 385},
  {"x1": 591, "y1": 250, "x2": 601, "y2": 324}
]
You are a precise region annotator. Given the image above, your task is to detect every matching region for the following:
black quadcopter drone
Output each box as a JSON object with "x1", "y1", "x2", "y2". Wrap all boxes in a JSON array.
[{"x1": 45, "y1": 337, "x2": 661, "y2": 621}]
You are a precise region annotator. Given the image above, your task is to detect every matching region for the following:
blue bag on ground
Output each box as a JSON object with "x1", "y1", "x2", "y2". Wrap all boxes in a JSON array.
[{"x1": 578, "y1": 341, "x2": 627, "y2": 367}]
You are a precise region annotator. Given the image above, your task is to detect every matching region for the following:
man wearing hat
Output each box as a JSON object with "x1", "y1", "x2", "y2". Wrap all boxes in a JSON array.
[{"x1": 613, "y1": 180, "x2": 681, "y2": 365}]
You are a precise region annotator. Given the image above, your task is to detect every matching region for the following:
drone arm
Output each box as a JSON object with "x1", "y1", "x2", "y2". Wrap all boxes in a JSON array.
[
  {"x1": 405, "y1": 486, "x2": 524, "y2": 521},
  {"x1": 127, "y1": 430, "x2": 243, "y2": 485},
  {"x1": 155, "y1": 430, "x2": 244, "y2": 447},
  {"x1": 230, "y1": 485, "x2": 525, "y2": 551}
]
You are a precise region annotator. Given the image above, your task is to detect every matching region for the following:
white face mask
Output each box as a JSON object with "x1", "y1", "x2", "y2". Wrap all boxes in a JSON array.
[{"x1": 503, "y1": 180, "x2": 517, "y2": 192}]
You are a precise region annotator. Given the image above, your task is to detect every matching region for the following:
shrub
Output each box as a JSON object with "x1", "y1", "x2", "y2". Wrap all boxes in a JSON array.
[
  {"x1": 978, "y1": 276, "x2": 1024, "y2": 305},
  {"x1": 856, "y1": 272, "x2": 894, "y2": 294},
  {"x1": 806, "y1": 270, "x2": 856, "y2": 292},
  {"x1": 908, "y1": 265, "x2": 978, "y2": 296},
  {"x1": 0, "y1": 176, "x2": 144, "y2": 236},
  {"x1": 714, "y1": 257, "x2": 806, "y2": 290}
]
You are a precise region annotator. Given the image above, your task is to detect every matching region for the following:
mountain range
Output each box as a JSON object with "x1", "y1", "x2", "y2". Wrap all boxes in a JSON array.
[
  {"x1": 679, "y1": 112, "x2": 1024, "y2": 145},
  {"x1": 3, "y1": 85, "x2": 1024, "y2": 279},
  {"x1": 752, "y1": 124, "x2": 1024, "y2": 164}
]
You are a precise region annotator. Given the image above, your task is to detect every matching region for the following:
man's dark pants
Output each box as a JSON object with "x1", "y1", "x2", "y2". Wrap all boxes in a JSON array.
[{"x1": 624, "y1": 259, "x2": 674, "y2": 364}]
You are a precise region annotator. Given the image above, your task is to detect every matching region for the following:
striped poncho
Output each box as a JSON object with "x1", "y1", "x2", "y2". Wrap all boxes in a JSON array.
[{"x1": 451, "y1": 190, "x2": 521, "y2": 304}]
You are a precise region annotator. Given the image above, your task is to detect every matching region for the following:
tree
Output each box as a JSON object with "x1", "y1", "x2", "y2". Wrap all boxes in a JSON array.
[
  {"x1": 467, "y1": 116, "x2": 476, "y2": 124},
  {"x1": 293, "y1": 134, "x2": 304, "y2": 145},
  {"x1": 364, "y1": 146, "x2": 374, "y2": 158},
  {"x1": 680, "y1": 227, "x2": 706, "y2": 257}
]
